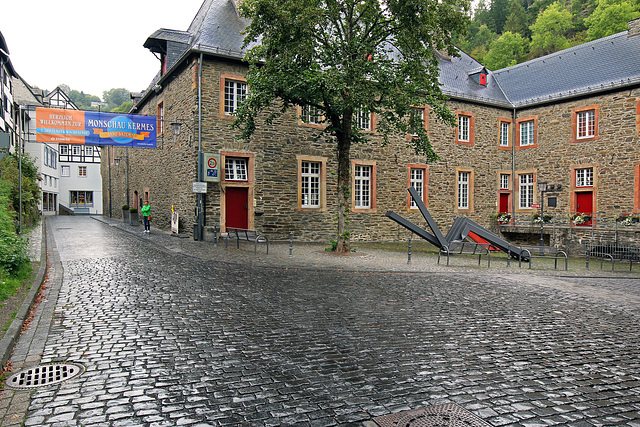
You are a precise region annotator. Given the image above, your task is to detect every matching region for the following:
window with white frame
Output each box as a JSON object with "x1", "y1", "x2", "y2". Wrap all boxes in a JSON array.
[
  {"x1": 61, "y1": 166, "x2": 70, "y2": 177},
  {"x1": 458, "y1": 115, "x2": 470, "y2": 142},
  {"x1": 59, "y1": 145, "x2": 69, "y2": 156},
  {"x1": 72, "y1": 145, "x2": 81, "y2": 156},
  {"x1": 519, "y1": 173, "x2": 534, "y2": 208},
  {"x1": 576, "y1": 168, "x2": 593, "y2": 187},
  {"x1": 225, "y1": 157, "x2": 248, "y2": 181},
  {"x1": 520, "y1": 120, "x2": 535, "y2": 146},
  {"x1": 302, "y1": 105, "x2": 322, "y2": 125},
  {"x1": 224, "y1": 79, "x2": 247, "y2": 115},
  {"x1": 576, "y1": 110, "x2": 595, "y2": 139},
  {"x1": 410, "y1": 168, "x2": 425, "y2": 209},
  {"x1": 85, "y1": 146, "x2": 93, "y2": 156},
  {"x1": 408, "y1": 107, "x2": 427, "y2": 137},
  {"x1": 354, "y1": 165, "x2": 372, "y2": 209},
  {"x1": 301, "y1": 161, "x2": 321, "y2": 208},
  {"x1": 500, "y1": 174, "x2": 510, "y2": 190},
  {"x1": 355, "y1": 109, "x2": 371, "y2": 131},
  {"x1": 78, "y1": 166, "x2": 87, "y2": 177},
  {"x1": 458, "y1": 171, "x2": 469, "y2": 209},
  {"x1": 500, "y1": 122, "x2": 510, "y2": 147}
]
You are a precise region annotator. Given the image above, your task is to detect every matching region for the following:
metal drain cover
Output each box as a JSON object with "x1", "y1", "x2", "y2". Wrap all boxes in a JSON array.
[
  {"x1": 372, "y1": 403, "x2": 492, "y2": 427},
  {"x1": 6, "y1": 363, "x2": 84, "y2": 390}
]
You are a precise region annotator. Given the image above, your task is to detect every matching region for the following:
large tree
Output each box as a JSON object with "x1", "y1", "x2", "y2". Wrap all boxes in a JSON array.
[
  {"x1": 484, "y1": 31, "x2": 529, "y2": 69},
  {"x1": 235, "y1": 0, "x2": 469, "y2": 253},
  {"x1": 529, "y1": 1, "x2": 572, "y2": 56}
]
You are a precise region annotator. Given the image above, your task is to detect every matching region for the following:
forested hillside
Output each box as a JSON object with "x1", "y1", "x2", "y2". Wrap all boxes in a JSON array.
[{"x1": 459, "y1": 0, "x2": 640, "y2": 70}]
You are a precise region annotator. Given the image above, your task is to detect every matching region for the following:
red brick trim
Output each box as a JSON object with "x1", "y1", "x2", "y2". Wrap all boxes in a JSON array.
[
  {"x1": 497, "y1": 118, "x2": 512, "y2": 151},
  {"x1": 515, "y1": 116, "x2": 538, "y2": 149},
  {"x1": 455, "y1": 111, "x2": 475, "y2": 146},
  {"x1": 407, "y1": 164, "x2": 429, "y2": 211},
  {"x1": 219, "y1": 74, "x2": 247, "y2": 119},
  {"x1": 570, "y1": 105, "x2": 599, "y2": 143}
]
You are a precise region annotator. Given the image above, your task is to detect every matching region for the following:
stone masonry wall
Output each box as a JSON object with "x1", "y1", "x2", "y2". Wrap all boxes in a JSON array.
[{"x1": 104, "y1": 54, "x2": 640, "y2": 250}]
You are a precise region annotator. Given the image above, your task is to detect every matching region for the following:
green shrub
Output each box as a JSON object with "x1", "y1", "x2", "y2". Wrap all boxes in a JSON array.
[{"x1": 0, "y1": 181, "x2": 29, "y2": 275}]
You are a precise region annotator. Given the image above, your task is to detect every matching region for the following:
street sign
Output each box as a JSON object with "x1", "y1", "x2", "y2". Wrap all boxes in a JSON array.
[
  {"x1": 192, "y1": 182, "x2": 207, "y2": 193},
  {"x1": 531, "y1": 203, "x2": 540, "y2": 208},
  {"x1": 203, "y1": 152, "x2": 221, "y2": 183}
]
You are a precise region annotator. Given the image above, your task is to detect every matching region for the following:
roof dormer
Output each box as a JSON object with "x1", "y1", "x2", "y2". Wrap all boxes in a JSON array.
[{"x1": 469, "y1": 67, "x2": 489, "y2": 86}]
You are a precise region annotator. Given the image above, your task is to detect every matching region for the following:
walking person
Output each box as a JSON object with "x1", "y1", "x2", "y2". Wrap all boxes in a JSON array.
[{"x1": 141, "y1": 201, "x2": 151, "y2": 233}]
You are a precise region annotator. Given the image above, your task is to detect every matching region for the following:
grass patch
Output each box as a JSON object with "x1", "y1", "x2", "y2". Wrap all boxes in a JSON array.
[{"x1": 0, "y1": 267, "x2": 31, "y2": 304}]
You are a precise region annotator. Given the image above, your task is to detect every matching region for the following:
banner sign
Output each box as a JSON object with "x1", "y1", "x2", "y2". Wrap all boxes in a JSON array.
[{"x1": 35, "y1": 107, "x2": 157, "y2": 148}]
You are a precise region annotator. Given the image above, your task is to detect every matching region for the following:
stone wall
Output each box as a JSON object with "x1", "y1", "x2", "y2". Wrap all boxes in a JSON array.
[{"x1": 104, "y1": 54, "x2": 640, "y2": 247}]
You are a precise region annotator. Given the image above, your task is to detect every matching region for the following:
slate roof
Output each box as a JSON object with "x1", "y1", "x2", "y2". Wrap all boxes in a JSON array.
[
  {"x1": 493, "y1": 30, "x2": 640, "y2": 108},
  {"x1": 138, "y1": 0, "x2": 640, "y2": 110}
]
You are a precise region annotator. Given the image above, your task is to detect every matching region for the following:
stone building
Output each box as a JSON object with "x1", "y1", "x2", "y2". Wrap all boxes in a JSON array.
[{"x1": 104, "y1": 0, "x2": 640, "y2": 252}]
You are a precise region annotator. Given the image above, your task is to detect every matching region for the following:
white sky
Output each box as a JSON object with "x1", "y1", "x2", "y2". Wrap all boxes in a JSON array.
[{"x1": 1, "y1": 0, "x2": 205, "y2": 100}]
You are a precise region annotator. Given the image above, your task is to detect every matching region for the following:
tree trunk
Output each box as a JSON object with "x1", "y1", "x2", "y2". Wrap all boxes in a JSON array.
[{"x1": 336, "y1": 132, "x2": 351, "y2": 253}]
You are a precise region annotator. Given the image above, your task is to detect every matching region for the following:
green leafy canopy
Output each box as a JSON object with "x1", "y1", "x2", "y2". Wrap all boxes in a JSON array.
[{"x1": 234, "y1": 0, "x2": 470, "y2": 161}]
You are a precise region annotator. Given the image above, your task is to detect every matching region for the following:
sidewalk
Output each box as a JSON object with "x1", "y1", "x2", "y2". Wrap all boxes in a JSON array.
[{"x1": 93, "y1": 215, "x2": 637, "y2": 278}]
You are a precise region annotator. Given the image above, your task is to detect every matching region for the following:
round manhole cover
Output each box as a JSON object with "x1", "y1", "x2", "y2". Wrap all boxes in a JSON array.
[{"x1": 6, "y1": 363, "x2": 84, "y2": 390}]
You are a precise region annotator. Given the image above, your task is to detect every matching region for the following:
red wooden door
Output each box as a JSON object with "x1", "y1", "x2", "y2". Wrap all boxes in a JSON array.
[
  {"x1": 226, "y1": 187, "x2": 249, "y2": 229},
  {"x1": 576, "y1": 191, "x2": 593, "y2": 226},
  {"x1": 499, "y1": 193, "x2": 509, "y2": 214}
]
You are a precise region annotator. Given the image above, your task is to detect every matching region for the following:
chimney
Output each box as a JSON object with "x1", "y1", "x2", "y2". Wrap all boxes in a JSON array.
[{"x1": 629, "y1": 18, "x2": 640, "y2": 37}]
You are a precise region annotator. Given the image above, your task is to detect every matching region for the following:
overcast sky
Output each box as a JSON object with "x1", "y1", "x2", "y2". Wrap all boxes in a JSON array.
[{"x1": 1, "y1": 0, "x2": 205, "y2": 99}]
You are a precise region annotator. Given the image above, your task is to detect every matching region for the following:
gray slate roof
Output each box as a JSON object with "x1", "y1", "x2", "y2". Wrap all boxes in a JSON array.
[
  {"x1": 140, "y1": 0, "x2": 640, "y2": 110},
  {"x1": 493, "y1": 30, "x2": 640, "y2": 108}
]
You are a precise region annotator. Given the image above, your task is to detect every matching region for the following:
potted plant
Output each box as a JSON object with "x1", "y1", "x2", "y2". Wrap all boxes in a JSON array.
[
  {"x1": 496, "y1": 212, "x2": 511, "y2": 224},
  {"x1": 129, "y1": 207, "x2": 139, "y2": 226},
  {"x1": 122, "y1": 205, "x2": 130, "y2": 223},
  {"x1": 572, "y1": 213, "x2": 590, "y2": 225}
]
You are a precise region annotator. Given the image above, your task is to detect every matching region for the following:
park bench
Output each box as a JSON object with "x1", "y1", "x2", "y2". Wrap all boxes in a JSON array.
[{"x1": 223, "y1": 227, "x2": 269, "y2": 254}]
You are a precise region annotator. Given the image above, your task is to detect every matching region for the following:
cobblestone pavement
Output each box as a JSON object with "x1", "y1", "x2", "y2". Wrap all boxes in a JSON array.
[{"x1": 1, "y1": 216, "x2": 640, "y2": 426}]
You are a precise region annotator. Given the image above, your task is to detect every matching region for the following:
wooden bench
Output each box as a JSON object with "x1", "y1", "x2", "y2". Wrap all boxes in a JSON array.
[{"x1": 224, "y1": 227, "x2": 269, "y2": 254}]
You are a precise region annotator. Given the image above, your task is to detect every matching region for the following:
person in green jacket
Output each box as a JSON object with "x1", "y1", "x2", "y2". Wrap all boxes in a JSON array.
[{"x1": 141, "y1": 201, "x2": 151, "y2": 233}]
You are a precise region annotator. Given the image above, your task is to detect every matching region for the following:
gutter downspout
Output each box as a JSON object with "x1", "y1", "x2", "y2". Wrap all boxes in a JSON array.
[
  {"x1": 512, "y1": 108, "x2": 517, "y2": 221},
  {"x1": 196, "y1": 53, "x2": 204, "y2": 240}
]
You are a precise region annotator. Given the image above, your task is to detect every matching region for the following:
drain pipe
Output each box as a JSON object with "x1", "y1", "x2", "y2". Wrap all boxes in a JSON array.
[
  {"x1": 511, "y1": 108, "x2": 517, "y2": 221},
  {"x1": 195, "y1": 53, "x2": 204, "y2": 240}
]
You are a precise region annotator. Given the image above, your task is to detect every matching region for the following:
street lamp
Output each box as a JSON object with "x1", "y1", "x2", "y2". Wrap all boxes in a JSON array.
[{"x1": 537, "y1": 181, "x2": 547, "y2": 255}]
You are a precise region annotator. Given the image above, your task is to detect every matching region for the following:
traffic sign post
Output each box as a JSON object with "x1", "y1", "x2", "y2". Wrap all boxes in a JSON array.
[{"x1": 203, "y1": 153, "x2": 221, "y2": 183}]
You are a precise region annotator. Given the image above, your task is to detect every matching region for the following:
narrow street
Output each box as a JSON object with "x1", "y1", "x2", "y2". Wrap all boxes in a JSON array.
[{"x1": 2, "y1": 216, "x2": 640, "y2": 426}]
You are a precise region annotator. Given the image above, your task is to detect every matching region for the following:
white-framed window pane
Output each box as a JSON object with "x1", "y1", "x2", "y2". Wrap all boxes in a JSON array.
[
  {"x1": 225, "y1": 158, "x2": 248, "y2": 181},
  {"x1": 410, "y1": 168, "x2": 424, "y2": 208},
  {"x1": 500, "y1": 122, "x2": 509, "y2": 146},
  {"x1": 355, "y1": 109, "x2": 371, "y2": 130},
  {"x1": 577, "y1": 110, "x2": 595, "y2": 139},
  {"x1": 519, "y1": 174, "x2": 534, "y2": 208},
  {"x1": 301, "y1": 161, "x2": 321, "y2": 207},
  {"x1": 59, "y1": 145, "x2": 68, "y2": 155},
  {"x1": 354, "y1": 165, "x2": 371, "y2": 209},
  {"x1": 576, "y1": 168, "x2": 593, "y2": 187},
  {"x1": 224, "y1": 80, "x2": 247, "y2": 115},
  {"x1": 458, "y1": 116, "x2": 470, "y2": 142},
  {"x1": 520, "y1": 121, "x2": 534, "y2": 146},
  {"x1": 302, "y1": 105, "x2": 322, "y2": 124},
  {"x1": 458, "y1": 171, "x2": 469, "y2": 209},
  {"x1": 61, "y1": 165, "x2": 70, "y2": 177},
  {"x1": 85, "y1": 146, "x2": 93, "y2": 156},
  {"x1": 500, "y1": 174, "x2": 510, "y2": 190},
  {"x1": 72, "y1": 145, "x2": 81, "y2": 155}
]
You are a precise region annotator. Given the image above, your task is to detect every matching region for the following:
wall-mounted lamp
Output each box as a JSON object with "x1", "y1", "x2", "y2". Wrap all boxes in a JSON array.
[{"x1": 114, "y1": 157, "x2": 121, "y2": 166}]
